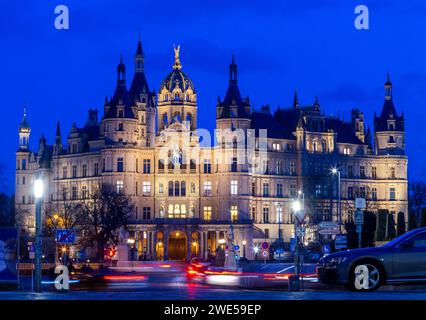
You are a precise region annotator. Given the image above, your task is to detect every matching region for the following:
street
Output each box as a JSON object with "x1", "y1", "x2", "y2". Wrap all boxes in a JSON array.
[{"x1": 2, "y1": 262, "x2": 426, "y2": 300}]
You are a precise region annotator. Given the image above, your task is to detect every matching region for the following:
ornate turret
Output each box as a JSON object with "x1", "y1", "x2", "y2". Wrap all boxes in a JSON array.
[
  {"x1": 18, "y1": 109, "x2": 31, "y2": 151},
  {"x1": 374, "y1": 74, "x2": 405, "y2": 155},
  {"x1": 54, "y1": 121, "x2": 63, "y2": 155}
]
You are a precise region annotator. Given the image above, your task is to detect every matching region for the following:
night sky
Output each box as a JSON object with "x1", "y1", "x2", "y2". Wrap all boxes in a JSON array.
[{"x1": 1, "y1": 0, "x2": 425, "y2": 194}]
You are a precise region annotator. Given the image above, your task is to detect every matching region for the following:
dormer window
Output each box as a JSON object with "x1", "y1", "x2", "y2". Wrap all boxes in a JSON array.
[
  {"x1": 118, "y1": 109, "x2": 124, "y2": 118},
  {"x1": 388, "y1": 123, "x2": 395, "y2": 131},
  {"x1": 389, "y1": 135, "x2": 395, "y2": 143}
]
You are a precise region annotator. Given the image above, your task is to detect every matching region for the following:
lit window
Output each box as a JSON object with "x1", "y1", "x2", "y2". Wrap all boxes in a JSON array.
[
  {"x1": 230, "y1": 180, "x2": 238, "y2": 195},
  {"x1": 142, "y1": 181, "x2": 151, "y2": 196},
  {"x1": 230, "y1": 205, "x2": 238, "y2": 221},
  {"x1": 203, "y1": 181, "x2": 212, "y2": 196},
  {"x1": 276, "y1": 206, "x2": 283, "y2": 223},
  {"x1": 272, "y1": 143, "x2": 280, "y2": 151},
  {"x1": 203, "y1": 206, "x2": 212, "y2": 220},
  {"x1": 116, "y1": 180, "x2": 124, "y2": 194}
]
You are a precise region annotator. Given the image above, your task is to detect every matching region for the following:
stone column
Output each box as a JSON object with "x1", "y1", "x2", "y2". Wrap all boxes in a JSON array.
[
  {"x1": 152, "y1": 231, "x2": 157, "y2": 261},
  {"x1": 186, "y1": 230, "x2": 192, "y2": 261},
  {"x1": 199, "y1": 230, "x2": 204, "y2": 259},
  {"x1": 203, "y1": 232, "x2": 208, "y2": 259},
  {"x1": 163, "y1": 229, "x2": 169, "y2": 261}
]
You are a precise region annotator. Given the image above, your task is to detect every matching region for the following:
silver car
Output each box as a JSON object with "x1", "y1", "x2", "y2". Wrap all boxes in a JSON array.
[{"x1": 317, "y1": 227, "x2": 426, "y2": 291}]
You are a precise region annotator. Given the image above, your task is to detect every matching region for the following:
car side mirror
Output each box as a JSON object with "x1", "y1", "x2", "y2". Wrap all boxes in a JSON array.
[{"x1": 400, "y1": 241, "x2": 413, "y2": 249}]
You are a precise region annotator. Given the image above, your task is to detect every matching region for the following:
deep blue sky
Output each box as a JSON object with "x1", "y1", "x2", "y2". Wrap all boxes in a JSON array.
[{"x1": 1, "y1": 0, "x2": 425, "y2": 194}]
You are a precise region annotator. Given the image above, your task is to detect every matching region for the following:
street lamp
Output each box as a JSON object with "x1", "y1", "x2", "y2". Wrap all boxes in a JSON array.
[
  {"x1": 291, "y1": 192, "x2": 305, "y2": 291},
  {"x1": 242, "y1": 240, "x2": 247, "y2": 259},
  {"x1": 33, "y1": 178, "x2": 43, "y2": 292},
  {"x1": 127, "y1": 238, "x2": 136, "y2": 272},
  {"x1": 331, "y1": 167, "x2": 342, "y2": 233}
]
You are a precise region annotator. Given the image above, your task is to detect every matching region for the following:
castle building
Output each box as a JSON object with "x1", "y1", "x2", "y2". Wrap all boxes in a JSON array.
[{"x1": 15, "y1": 40, "x2": 408, "y2": 261}]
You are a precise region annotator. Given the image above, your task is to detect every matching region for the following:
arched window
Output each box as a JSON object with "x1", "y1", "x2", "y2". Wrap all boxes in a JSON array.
[
  {"x1": 186, "y1": 113, "x2": 192, "y2": 125},
  {"x1": 173, "y1": 112, "x2": 181, "y2": 123},
  {"x1": 160, "y1": 206, "x2": 165, "y2": 218},
  {"x1": 181, "y1": 204, "x2": 187, "y2": 217},
  {"x1": 168, "y1": 204, "x2": 174, "y2": 218},
  {"x1": 174, "y1": 181, "x2": 180, "y2": 196},
  {"x1": 168, "y1": 181, "x2": 174, "y2": 196},
  {"x1": 163, "y1": 113, "x2": 168, "y2": 126},
  {"x1": 174, "y1": 204, "x2": 180, "y2": 216},
  {"x1": 191, "y1": 183, "x2": 196, "y2": 193},
  {"x1": 22, "y1": 159, "x2": 27, "y2": 170},
  {"x1": 181, "y1": 181, "x2": 186, "y2": 196}
]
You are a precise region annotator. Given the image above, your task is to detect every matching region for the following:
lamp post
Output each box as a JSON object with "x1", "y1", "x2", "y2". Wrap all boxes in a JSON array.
[
  {"x1": 33, "y1": 178, "x2": 44, "y2": 292},
  {"x1": 242, "y1": 240, "x2": 247, "y2": 259},
  {"x1": 291, "y1": 191, "x2": 304, "y2": 291},
  {"x1": 127, "y1": 238, "x2": 135, "y2": 272},
  {"x1": 331, "y1": 168, "x2": 342, "y2": 234}
]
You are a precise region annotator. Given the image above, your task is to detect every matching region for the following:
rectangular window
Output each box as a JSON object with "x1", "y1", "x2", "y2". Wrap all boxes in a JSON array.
[
  {"x1": 360, "y1": 186, "x2": 366, "y2": 198},
  {"x1": 143, "y1": 159, "x2": 151, "y2": 174},
  {"x1": 276, "y1": 161, "x2": 283, "y2": 175},
  {"x1": 277, "y1": 183, "x2": 283, "y2": 197},
  {"x1": 117, "y1": 158, "x2": 124, "y2": 172},
  {"x1": 263, "y1": 183, "x2": 270, "y2": 197},
  {"x1": 252, "y1": 182, "x2": 256, "y2": 196},
  {"x1": 272, "y1": 143, "x2": 280, "y2": 151},
  {"x1": 390, "y1": 167, "x2": 396, "y2": 179},
  {"x1": 372, "y1": 166, "x2": 377, "y2": 179},
  {"x1": 118, "y1": 123, "x2": 123, "y2": 131},
  {"x1": 168, "y1": 181, "x2": 174, "y2": 196},
  {"x1": 231, "y1": 157, "x2": 237, "y2": 172},
  {"x1": 263, "y1": 207, "x2": 269, "y2": 223},
  {"x1": 142, "y1": 181, "x2": 151, "y2": 196},
  {"x1": 62, "y1": 166, "x2": 67, "y2": 179},
  {"x1": 203, "y1": 206, "x2": 212, "y2": 220},
  {"x1": 117, "y1": 180, "x2": 124, "y2": 194},
  {"x1": 22, "y1": 159, "x2": 27, "y2": 170},
  {"x1": 390, "y1": 187, "x2": 396, "y2": 201},
  {"x1": 372, "y1": 187, "x2": 377, "y2": 200},
  {"x1": 82, "y1": 164, "x2": 87, "y2": 177},
  {"x1": 230, "y1": 180, "x2": 238, "y2": 195},
  {"x1": 181, "y1": 181, "x2": 186, "y2": 196},
  {"x1": 315, "y1": 184, "x2": 321, "y2": 196},
  {"x1": 72, "y1": 165, "x2": 77, "y2": 178},
  {"x1": 347, "y1": 187, "x2": 354, "y2": 199},
  {"x1": 290, "y1": 184, "x2": 296, "y2": 197},
  {"x1": 72, "y1": 186, "x2": 77, "y2": 200},
  {"x1": 82, "y1": 186, "x2": 87, "y2": 199},
  {"x1": 289, "y1": 161, "x2": 296, "y2": 175},
  {"x1": 203, "y1": 181, "x2": 212, "y2": 196},
  {"x1": 360, "y1": 166, "x2": 365, "y2": 178},
  {"x1": 348, "y1": 165, "x2": 353, "y2": 178},
  {"x1": 203, "y1": 159, "x2": 211, "y2": 174},
  {"x1": 230, "y1": 205, "x2": 238, "y2": 221},
  {"x1": 143, "y1": 207, "x2": 151, "y2": 220},
  {"x1": 276, "y1": 206, "x2": 283, "y2": 223}
]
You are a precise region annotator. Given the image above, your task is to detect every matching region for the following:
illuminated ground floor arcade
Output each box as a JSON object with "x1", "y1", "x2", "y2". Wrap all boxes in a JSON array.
[{"x1": 126, "y1": 219, "x2": 254, "y2": 261}]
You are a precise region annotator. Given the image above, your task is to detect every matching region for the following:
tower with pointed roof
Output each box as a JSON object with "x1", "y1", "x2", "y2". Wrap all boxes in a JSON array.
[
  {"x1": 216, "y1": 55, "x2": 251, "y2": 132},
  {"x1": 18, "y1": 109, "x2": 31, "y2": 150},
  {"x1": 374, "y1": 74, "x2": 405, "y2": 155}
]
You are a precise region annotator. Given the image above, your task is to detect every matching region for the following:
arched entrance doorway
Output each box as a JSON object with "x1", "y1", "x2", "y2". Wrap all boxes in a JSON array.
[{"x1": 168, "y1": 231, "x2": 187, "y2": 260}]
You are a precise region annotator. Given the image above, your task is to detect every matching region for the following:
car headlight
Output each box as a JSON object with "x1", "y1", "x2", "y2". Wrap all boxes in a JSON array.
[{"x1": 328, "y1": 257, "x2": 347, "y2": 265}]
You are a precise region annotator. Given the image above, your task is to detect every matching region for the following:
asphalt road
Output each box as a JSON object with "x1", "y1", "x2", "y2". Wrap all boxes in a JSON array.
[{"x1": 2, "y1": 262, "x2": 426, "y2": 300}]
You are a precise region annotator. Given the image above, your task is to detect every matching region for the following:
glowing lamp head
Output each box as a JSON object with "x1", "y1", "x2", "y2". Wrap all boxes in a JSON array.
[
  {"x1": 331, "y1": 168, "x2": 338, "y2": 175},
  {"x1": 34, "y1": 179, "x2": 44, "y2": 198},
  {"x1": 127, "y1": 238, "x2": 135, "y2": 245},
  {"x1": 242, "y1": 240, "x2": 247, "y2": 246},
  {"x1": 292, "y1": 200, "x2": 301, "y2": 212},
  {"x1": 253, "y1": 246, "x2": 259, "y2": 254}
]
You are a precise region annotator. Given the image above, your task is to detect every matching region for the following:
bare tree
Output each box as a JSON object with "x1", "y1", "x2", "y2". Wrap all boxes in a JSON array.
[
  {"x1": 44, "y1": 196, "x2": 84, "y2": 236},
  {"x1": 78, "y1": 183, "x2": 134, "y2": 261},
  {"x1": 409, "y1": 181, "x2": 426, "y2": 221}
]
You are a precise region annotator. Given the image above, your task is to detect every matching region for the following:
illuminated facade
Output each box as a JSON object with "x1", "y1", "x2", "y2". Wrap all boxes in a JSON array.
[{"x1": 15, "y1": 40, "x2": 408, "y2": 261}]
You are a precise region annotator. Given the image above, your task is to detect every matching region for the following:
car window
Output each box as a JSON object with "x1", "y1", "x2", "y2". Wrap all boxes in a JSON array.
[{"x1": 412, "y1": 232, "x2": 426, "y2": 248}]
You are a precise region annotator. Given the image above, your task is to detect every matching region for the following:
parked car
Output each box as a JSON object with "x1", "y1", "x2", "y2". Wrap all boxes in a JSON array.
[{"x1": 317, "y1": 227, "x2": 426, "y2": 291}]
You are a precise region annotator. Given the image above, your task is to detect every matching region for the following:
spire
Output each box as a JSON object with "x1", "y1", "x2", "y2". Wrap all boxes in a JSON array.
[
  {"x1": 229, "y1": 54, "x2": 237, "y2": 84},
  {"x1": 55, "y1": 121, "x2": 61, "y2": 137},
  {"x1": 135, "y1": 39, "x2": 144, "y2": 73},
  {"x1": 173, "y1": 44, "x2": 182, "y2": 70},
  {"x1": 19, "y1": 108, "x2": 30, "y2": 131},
  {"x1": 385, "y1": 72, "x2": 392, "y2": 100},
  {"x1": 293, "y1": 90, "x2": 299, "y2": 109},
  {"x1": 117, "y1": 55, "x2": 126, "y2": 85}
]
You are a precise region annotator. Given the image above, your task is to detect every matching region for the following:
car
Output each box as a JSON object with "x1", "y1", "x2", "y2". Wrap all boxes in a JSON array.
[{"x1": 317, "y1": 227, "x2": 426, "y2": 291}]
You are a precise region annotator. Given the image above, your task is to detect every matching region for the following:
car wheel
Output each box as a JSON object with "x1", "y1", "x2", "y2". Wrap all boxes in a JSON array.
[{"x1": 348, "y1": 262, "x2": 383, "y2": 292}]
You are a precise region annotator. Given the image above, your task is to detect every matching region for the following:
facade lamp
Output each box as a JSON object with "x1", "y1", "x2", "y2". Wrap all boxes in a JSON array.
[{"x1": 34, "y1": 179, "x2": 44, "y2": 199}]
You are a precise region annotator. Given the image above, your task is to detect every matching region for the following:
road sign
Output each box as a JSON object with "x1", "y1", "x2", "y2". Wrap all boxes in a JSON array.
[
  {"x1": 318, "y1": 222, "x2": 339, "y2": 235},
  {"x1": 234, "y1": 245, "x2": 240, "y2": 251},
  {"x1": 355, "y1": 198, "x2": 366, "y2": 210},
  {"x1": 354, "y1": 210, "x2": 364, "y2": 225},
  {"x1": 262, "y1": 250, "x2": 269, "y2": 258},
  {"x1": 334, "y1": 235, "x2": 347, "y2": 250},
  {"x1": 261, "y1": 241, "x2": 269, "y2": 250},
  {"x1": 55, "y1": 229, "x2": 76, "y2": 244},
  {"x1": 321, "y1": 244, "x2": 331, "y2": 254},
  {"x1": 290, "y1": 238, "x2": 296, "y2": 252}
]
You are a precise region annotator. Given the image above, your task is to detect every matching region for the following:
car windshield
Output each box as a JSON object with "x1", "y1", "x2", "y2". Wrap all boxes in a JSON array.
[{"x1": 381, "y1": 229, "x2": 420, "y2": 247}]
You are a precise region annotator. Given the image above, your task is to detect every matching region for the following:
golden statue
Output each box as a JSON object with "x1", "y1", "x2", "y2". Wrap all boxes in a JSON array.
[{"x1": 173, "y1": 44, "x2": 181, "y2": 69}]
